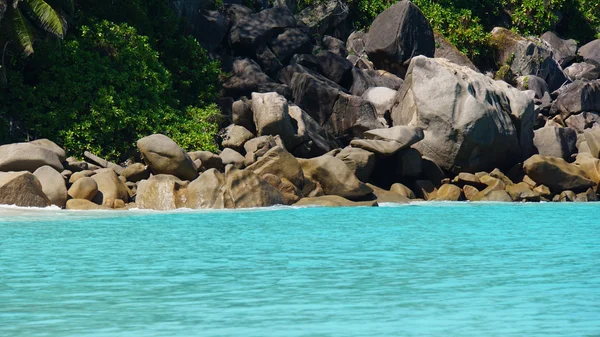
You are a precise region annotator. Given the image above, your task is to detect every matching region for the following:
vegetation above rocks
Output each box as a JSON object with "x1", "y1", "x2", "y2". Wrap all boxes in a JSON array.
[
  {"x1": 0, "y1": 0, "x2": 222, "y2": 162},
  {"x1": 299, "y1": 0, "x2": 600, "y2": 65}
]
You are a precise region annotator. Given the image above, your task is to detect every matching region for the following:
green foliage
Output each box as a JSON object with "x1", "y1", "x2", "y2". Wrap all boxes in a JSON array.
[
  {"x1": 298, "y1": 0, "x2": 600, "y2": 66},
  {"x1": 0, "y1": 21, "x2": 221, "y2": 160}
]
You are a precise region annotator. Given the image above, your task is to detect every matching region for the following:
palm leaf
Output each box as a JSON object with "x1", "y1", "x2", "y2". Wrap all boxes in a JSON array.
[
  {"x1": 22, "y1": 0, "x2": 66, "y2": 37},
  {"x1": 9, "y1": 6, "x2": 35, "y2": 56}
]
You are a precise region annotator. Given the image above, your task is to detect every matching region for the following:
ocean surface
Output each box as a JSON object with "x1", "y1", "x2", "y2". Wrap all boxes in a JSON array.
[{"x1": 0, "y1": 202, "x2": 599, "y2": 337}]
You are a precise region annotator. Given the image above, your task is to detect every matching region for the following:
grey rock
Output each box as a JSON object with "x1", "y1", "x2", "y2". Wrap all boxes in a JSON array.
[
  {"x1": 578, "y1": 39, "x2": 600, "y2": 64},
  {"x1": 365, "y1": 0, "x2": 435, "y2": 75},
  {"x1": 33, "y1": 166, "x2": 67, "y2": 208},
  {"x1": 550, "y1": 80, "x2": 600, "y2": 119},
  {"x1": 219, "y1": 148, "x2": 246, "y2": 169},
  {"x1": 137, "y1": 134, "x2": 198, "y2": 181},
  {"x1": 540, "y1": 31, "x2": 577, "y2": 67},
  {"x1": 0, "y1": 142, "x2": 63, "y2": 173},
  {"x1": 392, "y1": 56, "x2": 534, "y2": 173},
  {"x1": 296, "y1": 0, "x2": 349, "y2": 35},
  {"x1": 533, "y1": 126, "x2": 578, "y2": 161}
]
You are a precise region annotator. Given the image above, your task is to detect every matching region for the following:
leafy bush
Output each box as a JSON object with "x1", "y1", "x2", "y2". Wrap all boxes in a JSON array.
[
  {"x1": 1, "y1": 21, "x2": 221, "y2": 160},
  {"x1": 297, "y1": 0, "x2": 600, "y2": 65}
]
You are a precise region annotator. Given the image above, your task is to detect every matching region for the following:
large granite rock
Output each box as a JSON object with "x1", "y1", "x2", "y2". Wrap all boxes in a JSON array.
[
  {"x1": 219, "y1": 148, "x2": 246, "y2": 169},
  {"x1": 299, "y1": 155, "x2": 372, "y2": 198},
  {"x1": 229, "y1": 6, "x2": 296, "y2": 51},
  {"x1": 91, "y1": 169, "x2": 130, "y2": 208},
  {"x1": 136, "y1": 175, "x2": 188, "y2": 210},
  {"x1": 137, "y1": 134, "x2": 198, "y2": 181},
  {"x1": 564, "y1": 61, "x2": 600, "y2": 81},
  {"x1": 491, "y1": 27, "x2": 567, "y2": 92},
  {"x1": 578, "y1": 39, "x2": 600, "y2": 64},
  {"x1": 221, "y1": 124, "x2": 254, "y2": 152},
  {"x1": 533, "y1": 126, "x2": 577, "y2": 161},
  {"x1": 268, "y1": 28, "x2": 312, "y2": 63},
  {"x1": 246, "y1": 146, "x2": 305, "y2": 188},
  {"x1": 223, "y1": 166, "x2": 285, "y2": 208},
  {"x1": 392, "y1": 56, "x2": 534, "y2": 173},
  {"x1": 335, "y1": 147, "x2": 376, "y2": 182},
  {"x1": 523, "y1": 155, "x2": 595, "y2": 193},
  {"x1": 315, "y1": 51, "x2": 354, "y2": 87},
  {"x1": 365, "y1": 0, "x2": 435, "y2": 75},
  {"x1": 361, "y1": 87, "x2": 397, "y2": 120},
  {"x1": 244, "y1": 135, "x2": 284, "y2": 165},
  {"x1": 187, "y1": 169, "x2": 229, "y2": 209},
  {"x1": 33, "y1": 166, "x2": 67, "y2": 208},
  {"x1": 0, "y1": 172, "x2": 50, "y2": 207},
  {"x1": 540, "y1": 31, "x2": 577, "y2": 67},
  {"x1": 121, "y1": 163, "x2": 150, "y2": 183},
  {"x1": 222, "y1": 58, "x2": 290, "y2": 99},
  {"x1": 28, "y1": 139, "x2": 66, "y2": 162},
  {"x1": 322, "y1": 35, "x2": 348, "y2": 58},
  {"x1": 67, "y1": 177, "x2": 98, "y2": 201},
  {"x1": 550, "y1": 80, "x2": 600, "y2": 120},
  {"x1": 0, "y1": 143, "x2": 63, "y2": 172},
  {"x1": 291, "y1": 72, "x2": 383, "y2": 139},
  {"x1": 296, "y1": 0, "x2": 349, "y2": 35},
  {"x1": 326, "y1": 93, "x2": 384, "y2": 140},
  {"x1": 251, "y1": 92, "x2": 299, "y2": 149},
  {"x1": 288, "y1": 105, "x2": 339, "y2": 157}
]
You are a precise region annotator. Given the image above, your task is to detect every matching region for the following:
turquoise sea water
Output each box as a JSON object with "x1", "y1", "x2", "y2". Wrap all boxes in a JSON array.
[{"x1": 0, "y1": 203, "x2": 599, "y2": 337}]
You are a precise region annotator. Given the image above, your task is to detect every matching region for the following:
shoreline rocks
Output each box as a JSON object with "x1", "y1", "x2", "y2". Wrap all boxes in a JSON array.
[{"x1": 2, "y1": 2, "x2": 600, "y2": 209}]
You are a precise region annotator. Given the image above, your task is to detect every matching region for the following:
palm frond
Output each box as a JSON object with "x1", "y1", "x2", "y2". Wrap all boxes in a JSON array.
[
  {"x1": 9, "y1": 6, "x2": 35, "y2": 56},
  {"x1": 23, "y1": 0, "x2": 66, "y2": 37}
]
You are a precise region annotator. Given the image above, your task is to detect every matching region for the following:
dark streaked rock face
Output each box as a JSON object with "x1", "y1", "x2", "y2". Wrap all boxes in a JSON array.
[
  {"x1": 365, "y1": 0, "x2": 434, "y2": 75},
  {"x1": 533, "y1": 126, "x2": 578, "y2": 161},
  {"x1": 392, "y1": 56, "x2": 534, "y2": 173}
]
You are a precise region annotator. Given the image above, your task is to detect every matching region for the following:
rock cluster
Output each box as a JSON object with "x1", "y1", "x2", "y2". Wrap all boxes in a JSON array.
[{"x1": 2, "y1": 0, "x2": 600, "y2": 209}]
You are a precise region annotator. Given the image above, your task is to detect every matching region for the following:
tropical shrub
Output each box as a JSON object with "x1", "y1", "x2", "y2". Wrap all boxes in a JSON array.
[{"x1": 0, "y1": 21, "x2": 221, "y2": 160}]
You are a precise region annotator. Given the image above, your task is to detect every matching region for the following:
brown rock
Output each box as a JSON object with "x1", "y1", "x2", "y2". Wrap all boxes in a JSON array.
[
  {"x1": 33, "y1": 166, "x2": 67, "y2": 207},
  {"x1": 463, "y1": 185, "x2": 479, "y2": 201},
  {"x1": 413, "y1": 180, "x2": 437, "y2": 200},
  {"x1": 68, "y1": 177, "x2": 98, "y2": 201},
  {"x1": 390, "y1": 183, "x2": 416, "y2": 199},
  {"x1": 505, "y1": 182, "x2": 539, "y2": 201},
  {"x1": 224, "y1": 166, "x2": 285, "y2": 208},
  {"x1": 299, "y1": 155, "x2": 373, "y2": 198},
  {"x1": 91, "y1": 169, "x2": 130, "y2": 208},
  {"x1": 433, "y1": 184, "x2": 463, "y2": 201},
  {"x1": 294, "y1": 195, "x2": 378, "y2": 207},
  {"x1": 524, "y1": 155, "x2": 595, "y2": 193},
  {"x1": 136, "y1": 175, "x2": 188, "y2": 210},
  {"x1": 367, "y1": 183, "x2": 410, "y2": 204},
  {"x1": 137, "y1": 134, "x2": 198, "y2": 181},
  {"x1": 0, "y1": 172, "x2": 50, "y2": 207},
  {"x1": 246, "y1": 146, "x2": 304, "y2": 188},
  {"x1": 121, "y1": 163, "x2": 150, "y2": 182},
  {"x1": 187, "y1": 169, "x2": 230, "y2": 209},
  {"x1": 66, "y1": 199, "x2": 111, "y2": 210}
]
